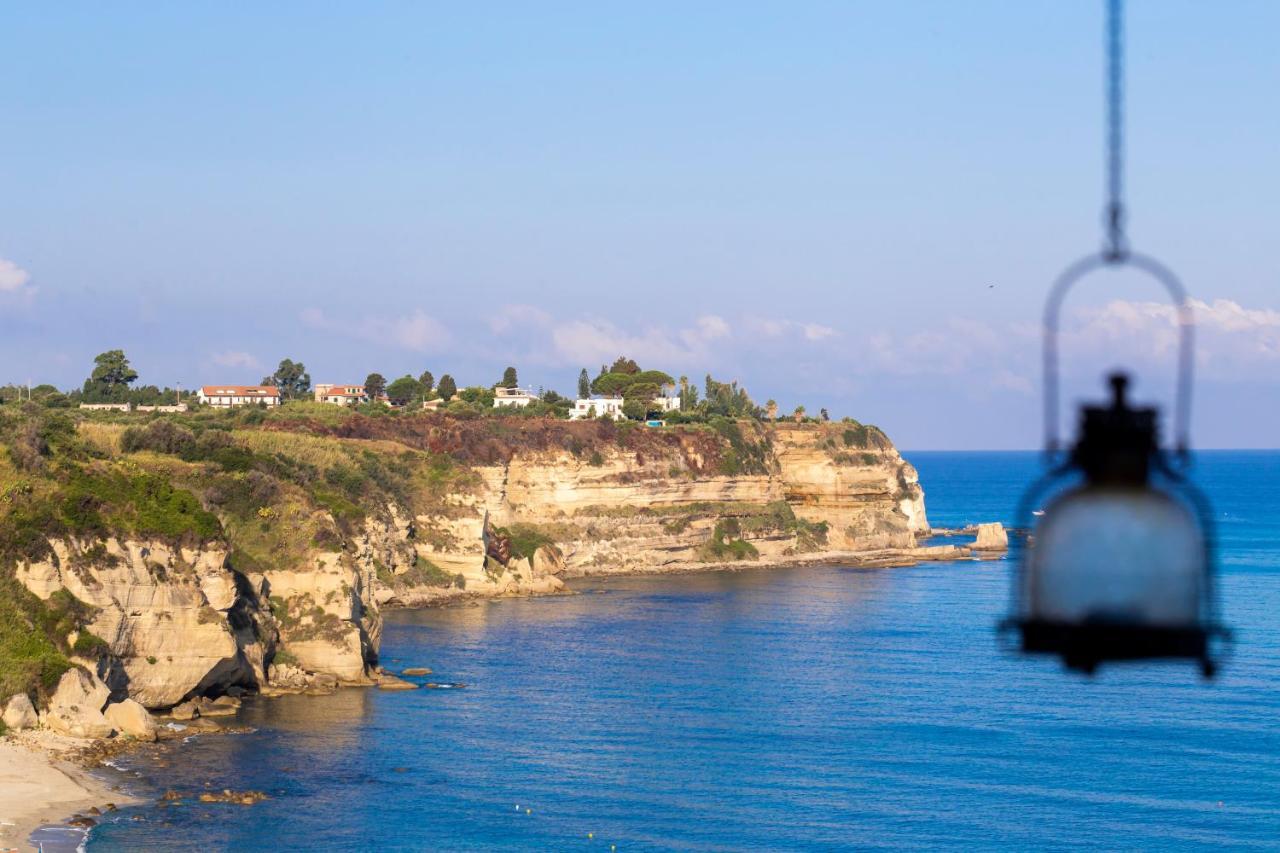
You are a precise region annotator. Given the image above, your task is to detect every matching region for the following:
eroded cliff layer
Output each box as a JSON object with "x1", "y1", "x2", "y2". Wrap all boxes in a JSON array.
[{"x1": 0, "y1": 409, "x2": 938, "y2": 719}]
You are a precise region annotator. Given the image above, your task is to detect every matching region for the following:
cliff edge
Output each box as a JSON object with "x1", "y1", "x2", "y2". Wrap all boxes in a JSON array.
[{"x1": 0, "y1": 407, "x2": 946, "y2": 728}]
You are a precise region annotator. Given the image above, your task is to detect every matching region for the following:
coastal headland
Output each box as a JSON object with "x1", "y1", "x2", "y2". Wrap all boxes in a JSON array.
[{"x1": 0, "y1": 404, "x2": 1004, "y2": 848}]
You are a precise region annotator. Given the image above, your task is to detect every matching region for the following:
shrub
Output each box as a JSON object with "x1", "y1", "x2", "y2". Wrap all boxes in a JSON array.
[
  {"x1": 72, "y1": 631, "x2": 109, "y2": 657},
  {"x1": 121, "y1": 420, "x2": 195, "y2": 455},
  {"x1": 698, "y1": 519, "x2": 759, "y2": 562}
]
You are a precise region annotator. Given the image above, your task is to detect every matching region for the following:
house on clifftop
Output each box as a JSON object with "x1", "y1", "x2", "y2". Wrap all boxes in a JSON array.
[
  {"x1": 493, "y1": 387, "x2": 538, "y2": 408},
  {"x1": 314, "y1": 383, "x2": 368, "y2": 405},
  {"x1": 197, "y1": 385, "x2": 281, "y2": 407}
]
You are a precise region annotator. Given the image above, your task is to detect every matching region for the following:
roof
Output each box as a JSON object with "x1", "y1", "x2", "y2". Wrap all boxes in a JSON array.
[{"x1": 200, "y1": 385, "x2": 280, "y2": 397}]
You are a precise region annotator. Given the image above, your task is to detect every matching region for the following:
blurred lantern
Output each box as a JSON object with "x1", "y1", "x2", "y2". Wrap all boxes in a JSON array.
[
  {"x1": 1009, "y1": 362, "x2": 1223, "y2": 677},
  {"x1": 1005, "y1": 0, "x2": 1227, "y2": 677}
]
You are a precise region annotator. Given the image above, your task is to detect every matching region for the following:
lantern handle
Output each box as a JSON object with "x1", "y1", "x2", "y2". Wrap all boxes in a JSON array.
[{"x1": 1043, "y1": 251, "x2": 1195, "y2": 458}]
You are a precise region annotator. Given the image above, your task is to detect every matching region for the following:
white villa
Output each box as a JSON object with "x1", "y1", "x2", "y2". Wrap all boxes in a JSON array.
[
  {"x1": 314, "y1": 383, "x2": 368, "y2": 405},
  {"x1": 653, "y1": 395, "x2": 681, "y2": 413},
  {"x1": 569, "y1": 397, "x2": 625, "y2": 420},
  {"x1": 570, "y1": 394, "x2": 681, "y2": 421},
  {"x1": 198, "y1": 385, "x2": 281, "y2": 408},
  {"x1": 493, "y1": 387, "x2": 538, "y2": 408}
]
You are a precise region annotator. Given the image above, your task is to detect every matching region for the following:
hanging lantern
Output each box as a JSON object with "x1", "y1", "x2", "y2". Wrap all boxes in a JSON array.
[
  {"x1": 1005, "y1": 255, "x2": 1226, "y2": 677},
  {"x1": 1004, "y1": 0, "x2": 1227, "y2": 677}
]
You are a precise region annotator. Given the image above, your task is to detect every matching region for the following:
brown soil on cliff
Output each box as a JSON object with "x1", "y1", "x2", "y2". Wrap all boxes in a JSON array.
[{"x1": 260, "y1": 412, "x2": 742, "y2": 472}]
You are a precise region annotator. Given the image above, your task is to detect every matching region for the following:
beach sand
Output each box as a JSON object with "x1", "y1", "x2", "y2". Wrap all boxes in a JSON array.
[{"x1": 0, "y1": 738, "x2": 133, "y2": 852}]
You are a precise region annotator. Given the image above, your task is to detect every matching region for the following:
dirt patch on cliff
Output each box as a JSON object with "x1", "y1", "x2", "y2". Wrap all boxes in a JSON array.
[{"x1": 259, "y1": 413, "x2": 739, "y2": 472}]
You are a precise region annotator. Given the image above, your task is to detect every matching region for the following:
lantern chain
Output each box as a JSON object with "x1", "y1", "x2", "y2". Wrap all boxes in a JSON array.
[{"x1": 1104, "y1": 0, "x2": 1127, "y2": 262}]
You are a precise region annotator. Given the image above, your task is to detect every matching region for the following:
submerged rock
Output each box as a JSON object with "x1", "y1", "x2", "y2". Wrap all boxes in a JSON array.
[
  {"x1": 198, "y1": 789, "x2": 269, "y2": 805},
  {"x1": 401, "y1": 667, "x2": 432, "y2": 676},
  {"x1": 377, "y1": 676, "x2": 418, "y2": 691}
]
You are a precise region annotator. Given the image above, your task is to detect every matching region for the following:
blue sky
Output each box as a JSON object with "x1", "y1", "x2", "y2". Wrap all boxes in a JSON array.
[{"x1": 2, "y1": 2, "x2": 1278, "y2": 448}]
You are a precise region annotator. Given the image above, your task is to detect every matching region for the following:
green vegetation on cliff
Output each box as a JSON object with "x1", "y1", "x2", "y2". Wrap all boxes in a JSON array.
[{"x1": 0, "y1": 400, "x2": 910, "y2": 700}]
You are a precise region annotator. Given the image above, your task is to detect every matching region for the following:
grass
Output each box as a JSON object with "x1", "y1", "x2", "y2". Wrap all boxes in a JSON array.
[
  {"x1": 0, "y1": 580, "x2": 90, "y2": 705},
  {"x1": 376, "y1": 555, "x2": 465, "y2": 590}
]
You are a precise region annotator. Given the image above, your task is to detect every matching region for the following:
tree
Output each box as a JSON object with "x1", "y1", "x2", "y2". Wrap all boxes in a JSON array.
[
  {"x1": 578, "y1": 369, "x2": 591, "y2": 399},
  {"x1": 364, "y1": 373, "x2": 387, "y2": 401},
  {"x1": 766, "y1": 400, "x2": 778, "y2": 422},
  {"x1": 457, "y1": 385, "x2": 495, "y2": 408},
  {"x1": 437, "y1": 374, "x2": 457, "y2": 402},
  {"x1": 85, "y1": 350, "x2": 138, "y2": 401},
  {"x1": 386, "y1": 375, "x2": 422, "y2": 406},
  {"x1": 500, "y1": 366, "x2": 518, "y2": 389},
  {"x1": 263, "y1": 359, "x2": 310, "y2": 401},
  {"x1": 418, "y1": 371, "x2": 434, "y2": 394},
  {"x1": 703, "y1": 374, "x2": 755, "y2": 417},
  {"x1": 591, "y1": 367, "x2": 674, "y2": 398},
  {"x1": 622, "y1": 397, "x2": 648, "y2": 420},
  {"x1": 820, "y1": 407, "x2": 830, "y2": 422},
  {"x1": 610, "y1": 356, "x2": 640, "y2": 375},
  {"x1": 678, "y1": 375, "x2": 699, "y2": 410},
  {"x1": 793, "y1": 405, "x2": 806, "y2": 423}
]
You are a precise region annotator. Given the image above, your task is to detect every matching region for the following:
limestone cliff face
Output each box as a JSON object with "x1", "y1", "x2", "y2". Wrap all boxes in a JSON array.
[
  {"x1": 16, "y1": 537, "x2": 270, "y2": 708},
  {"x1": 385, "y1": 421, "x2": 931, "y2": 598},
  {"x1": 14, "y1": 534, "x2": 384, "y2": 709},
  {"x1": 10, "y1": 420, "x2": 929, "y2": 713}
]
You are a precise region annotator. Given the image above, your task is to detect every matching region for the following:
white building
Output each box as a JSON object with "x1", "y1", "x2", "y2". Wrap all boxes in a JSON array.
[
  {"x1": 198, "y1": 385, "x2": 281, "y2": 408},
  {"x1": 569, "y1": 393, "x2": 680, "y2": 421},
  {"x1": 79, "y1": 403, "x2": 131, "y2": 412},
  {"x1": 493, "y1": 387, "x2": 538, "y2": 408},
  {"x1": 314, "y1": 383, "x2": 368, "y2": 405},
  {"x1": 653, "y1": 395, "x2": 681, "y2": 413},
  {"x1": 570, "y1": 397, "x2": 625, "y2": 420}
]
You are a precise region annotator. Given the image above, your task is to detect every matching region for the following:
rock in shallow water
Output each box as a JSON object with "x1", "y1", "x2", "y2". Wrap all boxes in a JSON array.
[
  {"x1": 972, "y1": 522, "x2": 1009, "y2": 551},
  {"x1": 104, "y1": 698, "x2": 159, "y2": 741}
]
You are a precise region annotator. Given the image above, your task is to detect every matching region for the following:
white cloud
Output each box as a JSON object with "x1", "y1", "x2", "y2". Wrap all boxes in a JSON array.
[
  {"x1": 1069, "y1": 297, "x2": 1280, "y2": 375},
  {"x1": 210, "y1": 350, "x2": 260, "y2": 370},
  {"x1": 302, "y1": 307, "x2": 451, "y2": 353},
  {"x1": 744, "y1": 317, "x2": 836, "y2": 342},
  {"x1": 551, "y1": 314, "x2": 731, "y2": 368},
  {"x1": 802, "y1": 323, "x2": 835, "y2": 341},
  {"x1": 0, "y1": 257, "x2": 32, "y2": 294},
  {"x1": 487, "y1": 303, "x2": 552, "y2": 334}
]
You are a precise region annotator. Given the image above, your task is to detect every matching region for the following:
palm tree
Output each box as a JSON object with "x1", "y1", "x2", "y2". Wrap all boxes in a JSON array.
[
  {"x1": 792, "y1": 405, "x2": 806, "y2": 423},
  {"x1": 766, "y1": 399, "x2": 778, "y2": 422}
]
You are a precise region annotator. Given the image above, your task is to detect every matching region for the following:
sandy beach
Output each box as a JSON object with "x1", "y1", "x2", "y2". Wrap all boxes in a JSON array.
[{"x1": 0, "y1": 737, "x2": 133, "y2": 852}]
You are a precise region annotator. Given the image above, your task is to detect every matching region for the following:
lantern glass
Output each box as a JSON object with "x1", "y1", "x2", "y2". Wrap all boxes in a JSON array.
[{"x1": 1028, "y1": 485, "x2": 1205, "y2": 627}]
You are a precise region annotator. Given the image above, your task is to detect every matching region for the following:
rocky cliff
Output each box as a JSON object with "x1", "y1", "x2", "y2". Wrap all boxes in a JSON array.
[{"x1": 0, "y1": 408, "x2": 943, "y2": 730}]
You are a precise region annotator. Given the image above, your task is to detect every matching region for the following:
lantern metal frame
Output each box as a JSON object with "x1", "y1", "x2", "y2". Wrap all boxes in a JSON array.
[{"x1": 1004, "y1": 251, "x2": 1229, "y2": 678}]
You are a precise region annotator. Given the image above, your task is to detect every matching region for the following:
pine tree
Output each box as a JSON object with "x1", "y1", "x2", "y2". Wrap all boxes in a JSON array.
[{"x1": 437, "y1": 374, "x2": 457, "y2": 401}]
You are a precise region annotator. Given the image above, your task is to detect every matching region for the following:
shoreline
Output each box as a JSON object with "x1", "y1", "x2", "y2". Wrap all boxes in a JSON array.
[
  {"x1": 382, "y1": 538, "x2": 993, "y2": 608},
  {"x1": 25, "y1": 540, "x2": 1005, "y2": 848},
  {"x1": 0, "y1": 734, "x2": 140, "y2": 853}
]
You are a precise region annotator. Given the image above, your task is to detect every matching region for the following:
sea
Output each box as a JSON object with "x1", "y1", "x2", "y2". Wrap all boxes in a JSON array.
[{"x1": 78, "y1": 451, "x2": 1280, "y2": 850}]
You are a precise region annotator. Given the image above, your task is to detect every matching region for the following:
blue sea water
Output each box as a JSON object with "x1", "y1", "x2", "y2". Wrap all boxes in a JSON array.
[{"x1": 85, "y1": 451, "x2": 1280, "y2": 850}]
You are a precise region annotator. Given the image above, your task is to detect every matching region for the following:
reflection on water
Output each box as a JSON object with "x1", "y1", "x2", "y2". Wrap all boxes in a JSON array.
[{"x1": 87, "y1": 452, "x2": 1280, "y2": 851}]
